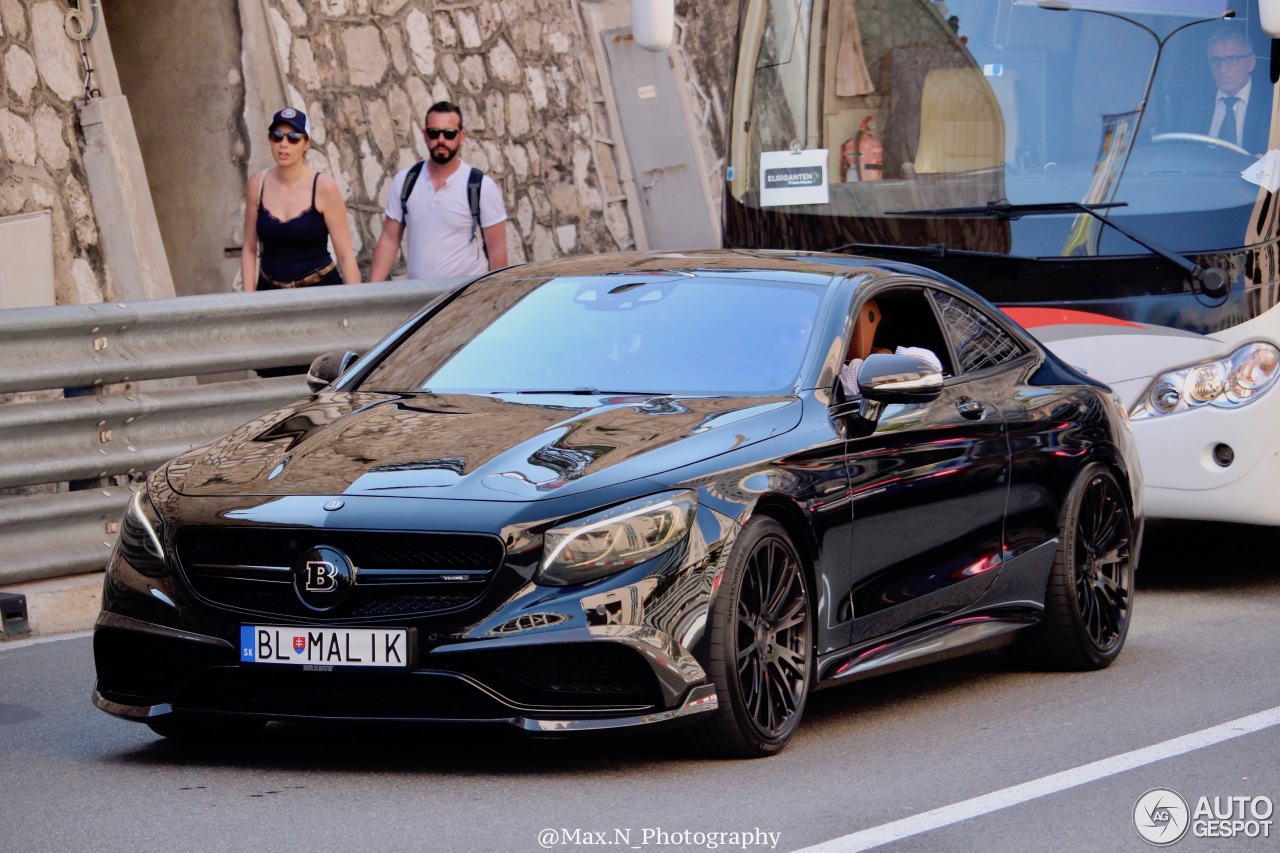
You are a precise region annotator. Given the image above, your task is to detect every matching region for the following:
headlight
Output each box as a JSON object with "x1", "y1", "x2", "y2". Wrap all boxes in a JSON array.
[
  {"x1": 1130, "y1": 342, "x2": 1280, "y2": 421},
  {"x1": 538, "y1": 490, "x2": 696, "y2": 586},
  {"x1": 118, "y1": 488, "x2": 169, "y2": 577}
]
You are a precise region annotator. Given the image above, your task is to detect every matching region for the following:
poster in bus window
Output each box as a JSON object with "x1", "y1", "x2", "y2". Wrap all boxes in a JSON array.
[
  {"x1": 760, "y1": 149, "x2": 830, "y2": 207},
  {"x1": 1063, "y1": 110, "x2": 1136, "y2": 257}
]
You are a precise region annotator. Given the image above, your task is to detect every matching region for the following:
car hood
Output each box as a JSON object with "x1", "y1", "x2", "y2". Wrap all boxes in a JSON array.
[{"x1": 167, "y1": 391, "x2": 801, "y2": 500}]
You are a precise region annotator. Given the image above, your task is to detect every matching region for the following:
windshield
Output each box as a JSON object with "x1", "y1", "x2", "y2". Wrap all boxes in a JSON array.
[
  {"x1": 727, "y1": 0, "x2": 1271, "y2": 257},
  {"x1": 359, "y1": 273, "x2": 824, "y2": 396}
]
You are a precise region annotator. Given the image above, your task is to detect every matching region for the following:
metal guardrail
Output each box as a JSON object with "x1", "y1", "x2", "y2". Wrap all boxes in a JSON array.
[{"x1": 0, "y1": 279, "x2": 458, "y2": 585}]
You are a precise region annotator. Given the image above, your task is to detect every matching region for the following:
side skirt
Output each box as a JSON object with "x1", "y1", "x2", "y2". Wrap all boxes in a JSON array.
[{"x1": 815, "y1": 607, "x2": 1039, "y2": 685}]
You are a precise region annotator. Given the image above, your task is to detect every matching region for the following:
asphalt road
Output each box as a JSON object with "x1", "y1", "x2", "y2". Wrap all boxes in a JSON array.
[{"x1": 1, "y1": 521, "x2": 1277, "y2": 853}]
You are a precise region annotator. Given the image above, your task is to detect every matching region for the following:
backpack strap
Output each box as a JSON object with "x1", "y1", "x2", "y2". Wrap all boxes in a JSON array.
[
  {"x1": 467, "y1": 167, "x2": 488, "y2": 260},
  {"x1": 399, "y1": 160, "x2": 425, "y2": 230}
]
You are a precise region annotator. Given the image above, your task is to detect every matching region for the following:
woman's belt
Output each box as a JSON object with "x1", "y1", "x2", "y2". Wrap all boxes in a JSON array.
[{"x1": 260, "y1": 261, "x2": 336, "y2": 289}]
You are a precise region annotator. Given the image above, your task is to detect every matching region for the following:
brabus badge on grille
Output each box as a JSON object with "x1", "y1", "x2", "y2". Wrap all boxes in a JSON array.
[
  {"x1": 293, "y1": 545, "x2": 354, "y2": 611},
  {"x1": 323, "y1": 499, "x2": 344, "y2": 511}
]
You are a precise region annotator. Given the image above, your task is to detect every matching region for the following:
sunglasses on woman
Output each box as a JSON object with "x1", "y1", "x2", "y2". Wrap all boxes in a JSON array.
[
  {"x1": 268, "y1": 129, "x2": 306, "y2": 144},
  {"x1": 425, "y1": 128, "x2": 460, "y2": 140}
]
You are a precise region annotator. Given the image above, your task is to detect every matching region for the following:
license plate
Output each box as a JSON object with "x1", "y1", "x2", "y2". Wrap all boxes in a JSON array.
[{"x1": 240, "y1": 626, "x2": 409, "y2": 669}]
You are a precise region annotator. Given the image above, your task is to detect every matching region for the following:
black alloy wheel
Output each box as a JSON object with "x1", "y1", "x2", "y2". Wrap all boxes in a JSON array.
[
  {"x1": 693, "y1": 516, "x2": 812, "y2": 758},
  {"x1": 1009, "y1": 462, "x2": 1135, "y2": 671}
]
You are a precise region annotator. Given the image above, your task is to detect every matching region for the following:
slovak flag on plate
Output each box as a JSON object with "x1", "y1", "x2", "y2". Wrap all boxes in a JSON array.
[{"x1": 293, "y1": 636, "x2": 306, "y2": 654}]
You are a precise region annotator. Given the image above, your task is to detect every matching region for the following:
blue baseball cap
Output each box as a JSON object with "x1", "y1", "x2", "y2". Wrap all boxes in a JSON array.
[{"x1": 270, "y1": 107, "x2": 311, "y2": 136}]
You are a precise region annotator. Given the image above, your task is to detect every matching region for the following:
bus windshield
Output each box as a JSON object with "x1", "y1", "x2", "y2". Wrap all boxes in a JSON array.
[{"x1": 725, "y1": 0, "x2": 1272, "y2": 257}]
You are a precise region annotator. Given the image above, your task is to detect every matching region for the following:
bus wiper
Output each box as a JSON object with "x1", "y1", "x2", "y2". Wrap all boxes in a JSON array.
[
  {"x1": 882, "y1": 199, "x2": 1230, "y2": 297},
  {"x1": 827, "y1": 241, "x2": 952, "y2": 257}
]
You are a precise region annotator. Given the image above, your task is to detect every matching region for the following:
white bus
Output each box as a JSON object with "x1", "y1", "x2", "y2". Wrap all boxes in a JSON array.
[{"x1": 719, "y1": 0, "x2": 1280, "y2": 526}]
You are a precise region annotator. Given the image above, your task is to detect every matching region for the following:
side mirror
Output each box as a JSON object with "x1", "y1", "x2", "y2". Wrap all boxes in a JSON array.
[
  {"x1": 632, "y1": 0, "x2": 674, "y2": 51},
  {"x1": 855, "y1": 352, "x2": 943, "y2": 421},
  {"x1": 1262, "y1": 0, "x2": 1280, "y2": 39},
  {"x1": 306, "y1": 350, "x2": 359, "y2": 392}
]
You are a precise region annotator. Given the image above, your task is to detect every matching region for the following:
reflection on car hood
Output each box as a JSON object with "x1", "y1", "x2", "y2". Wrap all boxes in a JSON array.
[{"x1": 167, "y1": 391, "x2": 801, "y2": 500}]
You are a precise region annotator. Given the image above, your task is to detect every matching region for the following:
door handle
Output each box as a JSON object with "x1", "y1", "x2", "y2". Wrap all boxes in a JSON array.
[{"x1": 956, "y1": 397, "x2": 986, "y2": 420}]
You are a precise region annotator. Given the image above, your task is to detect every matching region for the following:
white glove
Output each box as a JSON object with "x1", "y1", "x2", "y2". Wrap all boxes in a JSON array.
[
  {"x1": 839, "y1": 357, "x2": 864, "y2": 396},
  {"x1": 895, "y1": 346, "x2": 942, "y2": 373}
]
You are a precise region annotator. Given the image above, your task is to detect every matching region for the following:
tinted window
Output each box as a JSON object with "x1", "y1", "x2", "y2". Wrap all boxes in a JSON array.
[
  {"x1": 930, "y1": 291, "x2": 1024, "y2": 373},
  {"x1": 361, "y1": 274, "x2": 823, "y2": 395}
]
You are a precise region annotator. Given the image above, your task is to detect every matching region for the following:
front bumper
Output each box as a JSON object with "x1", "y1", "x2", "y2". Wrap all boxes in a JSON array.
[
  {"x1": 92, "y1": 494, "x2": 736, "y2": 732},
  {"x1": 1114, "y1": 375, "x2": 1280, "y2": 526},
  {"x1": 92, "y1": 611, "x2": 718, "y2": 730}
]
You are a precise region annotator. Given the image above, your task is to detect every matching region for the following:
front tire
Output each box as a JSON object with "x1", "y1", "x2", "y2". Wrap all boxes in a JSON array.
[
  {"x1": 1010, "y1": 463, "x2": 1135, "y2": 671},
  {"x1": 691, "y1": 516, "x2": 812, "y2": 758}
]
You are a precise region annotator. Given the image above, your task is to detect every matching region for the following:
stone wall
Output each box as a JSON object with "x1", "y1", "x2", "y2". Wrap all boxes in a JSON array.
[
  {"x1": 0, "y1": 0, "x2": 109, "y2": 305},
  {"x1": 262, "y1": 0, "x2": 655, "y2": 272},
  {"x1": 0, "y1": 0, "x2": 741, "y2": 303},
  {"x1": 677, "y1": 0, "x2": 739, "y2": 222}
]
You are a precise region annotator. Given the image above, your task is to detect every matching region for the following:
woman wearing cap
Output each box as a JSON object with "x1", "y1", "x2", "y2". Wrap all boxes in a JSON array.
[{"x1": 240, "y1": 107, "x2": 360, "y2": 291}]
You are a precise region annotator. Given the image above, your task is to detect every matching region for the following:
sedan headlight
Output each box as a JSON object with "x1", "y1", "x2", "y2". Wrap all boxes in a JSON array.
[
  {"x1": 538, "y1": 490, "x2": 696, "y2": 586},
  {"x1": 1130, "y1": 342, "x2": 1280, "y2": 421},
  {"x1": 118, "y1": 488, "x2": 169, "y2": 577}
]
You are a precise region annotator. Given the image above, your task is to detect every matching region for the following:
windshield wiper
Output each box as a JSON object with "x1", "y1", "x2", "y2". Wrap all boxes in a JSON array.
[{"x1": 877, "y1": 199, "x2": 1229, "y2": 297}]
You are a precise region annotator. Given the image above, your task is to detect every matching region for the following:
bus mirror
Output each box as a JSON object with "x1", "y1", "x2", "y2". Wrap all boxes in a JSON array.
[
  {"x1": 632, "y1": 0, "x2": 674, "y2": 51},
  {"x1": 1262, "y1": 0, "x2": 1280, "y2": 39}
]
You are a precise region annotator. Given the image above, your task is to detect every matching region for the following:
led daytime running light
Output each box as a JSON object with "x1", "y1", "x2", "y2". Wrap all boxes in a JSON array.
[{"x1": 129, "y1": 489, "x2": 164, "y2": 558}]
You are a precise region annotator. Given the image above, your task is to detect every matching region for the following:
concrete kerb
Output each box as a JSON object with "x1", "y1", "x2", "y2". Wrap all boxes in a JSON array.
[{"x1": 0, "y1": 572, "x2": 102, "y2": 641}]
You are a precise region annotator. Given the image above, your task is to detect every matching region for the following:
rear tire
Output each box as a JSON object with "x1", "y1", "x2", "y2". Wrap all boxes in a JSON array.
[
  {"x1": 1009, "y1": 462, "x2": 1135, "y2": 671},
  {"x1": 690, "y1": 517, "x2": 812, "y2": 758},
  {"x1": 146, "y1": 714, "x2": 267, "y2": 742}
]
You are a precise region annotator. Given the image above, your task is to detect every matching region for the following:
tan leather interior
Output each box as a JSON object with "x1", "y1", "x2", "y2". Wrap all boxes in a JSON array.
[
  {"x1": 849, "y1": 298, "x2": 881, "y2": 361},
  {"x1": 914, "y1": 67, "x2": 1006, "y2": 174}
]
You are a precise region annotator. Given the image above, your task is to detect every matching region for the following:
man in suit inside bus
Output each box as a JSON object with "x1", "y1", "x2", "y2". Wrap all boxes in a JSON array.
[{"x1": 1189, "y1": 23, "x2": 1272, "y2": 155}]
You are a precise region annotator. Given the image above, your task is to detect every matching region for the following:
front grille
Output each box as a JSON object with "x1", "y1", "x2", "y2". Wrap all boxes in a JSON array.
[
  {"x1": 178, "y1": 528, "x2": 501, "y2": 571},
  {"x1": 95, "y1": 627, "x2": 229, "y2": 700},
  {"x1": 175, "y1": 527, "x2": 504, "y2": 619},
  {"x1": 176, "y1": 668, "x2": 513, "y2": 719},
  {"x1": 445, "y1": 642, "x2": 664, "y2": 708}
]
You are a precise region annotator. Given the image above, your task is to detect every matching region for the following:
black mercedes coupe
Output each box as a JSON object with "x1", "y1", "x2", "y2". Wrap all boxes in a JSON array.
[{"x1": 93, "y1": 250, "x2": 1142, "y2": 757}]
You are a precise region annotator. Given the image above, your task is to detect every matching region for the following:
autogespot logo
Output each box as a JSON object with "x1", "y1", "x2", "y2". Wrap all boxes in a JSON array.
[
  {"x1": 1135, "y1": 788, "x2": 1191, "y2": 846},
  {"x1": 764, "y1": 165, "x2": 824, "y2": 188}
]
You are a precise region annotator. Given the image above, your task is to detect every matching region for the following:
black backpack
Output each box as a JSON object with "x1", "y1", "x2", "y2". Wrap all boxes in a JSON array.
[{"x1": 399, "y1": 163, "x2": 487, "y2": 259}]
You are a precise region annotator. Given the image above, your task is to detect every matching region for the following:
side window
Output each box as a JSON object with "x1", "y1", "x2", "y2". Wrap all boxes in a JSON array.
[
  {"x1": 929, "y1": 291, "x2": 1024, "y2": 374},
  {"x1": 847, "y1": 286, "x2": 954, "y2": 375}
]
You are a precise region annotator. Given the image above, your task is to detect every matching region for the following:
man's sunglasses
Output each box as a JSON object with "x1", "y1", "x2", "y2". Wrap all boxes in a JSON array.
[
  {"x1": 268, "y1": 129, "x2": 306, "y2": 144},
  {"x1": 1209, "y1": 54, "x2": 1253, "y2": 67},
  {"x1": 425, "y1": 128, "x2": 460, "y2": 140}
]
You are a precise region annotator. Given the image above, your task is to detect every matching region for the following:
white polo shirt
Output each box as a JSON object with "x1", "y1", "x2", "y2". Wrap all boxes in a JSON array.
[{"x1": 384, "y1": 158, "x2": 508, "y2": 280}]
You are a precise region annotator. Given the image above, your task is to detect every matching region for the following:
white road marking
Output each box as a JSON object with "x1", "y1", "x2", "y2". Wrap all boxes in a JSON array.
[
  {"x1": 792, "y1": 705, "x2": 1280, "y2": 853},
  {"x1": 0, "y1": 630, "x2": 92, "y2": 653}
]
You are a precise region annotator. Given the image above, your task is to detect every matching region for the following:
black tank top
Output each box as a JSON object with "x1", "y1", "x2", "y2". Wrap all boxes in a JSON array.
[{"x1": 257, "y1": 173, "x2": 334, "y2": 282}]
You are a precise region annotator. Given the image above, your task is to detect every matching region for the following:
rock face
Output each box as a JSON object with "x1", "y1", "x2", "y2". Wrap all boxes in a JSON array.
[
  {"x1": 0, "y1": 0, "x2": 739, "y2": 303},
  {"x1": 267, "y1": 0, "x2": 660, "y2": 273},
  {"x1": 0, "y1": 0, "x2": 108, "y2": 305}
]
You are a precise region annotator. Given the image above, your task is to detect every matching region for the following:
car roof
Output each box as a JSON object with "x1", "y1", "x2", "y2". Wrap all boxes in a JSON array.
[{"x1": 478, "y1": 248, "x2": 900, "y2": 288}]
